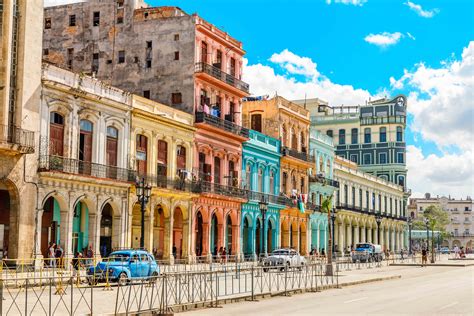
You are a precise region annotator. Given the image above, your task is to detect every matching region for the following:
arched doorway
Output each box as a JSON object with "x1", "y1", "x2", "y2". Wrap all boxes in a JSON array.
[
  {"x1": 172, "y1": 207, "x2": 183, "y2": 259},
  {"x1": 210, "y1": 213, "x2": 218, "y2": 256},
  {"x1": 255, "y1": 218, "x2": 261, "y2": 255},
  {"x1": 153, "y1": 206, "x2": 165, "y2": 259},
  {"x1": 242, "y1": 216, "x2": 251, "y2": 255},
  {"x1": 226, "y1": 215, "x2": 232, "y2": 255},
  {"x1": 267, "y1": 219, "x2": 273, "y2": 253},
  {"x1": 281, "y1": 219, "x2": 289, "y2": 248},
  {"x1": 72, "y1": 201, "x2": 89, "y2": 254},
  {"x1": 41, "y1": 196, "x2": 61, "y2": 258},
  {"x1": 100, "y1": 203, "x2": 113, "y2": 257},
  {"x1": 300, "y1": 222, "x2": 307, "y2": 255},
  {"x1": 195, "y1": 211, "x2": 203, "y2": 257}
]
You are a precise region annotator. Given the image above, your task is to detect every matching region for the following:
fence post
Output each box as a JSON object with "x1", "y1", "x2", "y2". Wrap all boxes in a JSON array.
[
  {"x1": 284, "y1": 264, "x2": 288, "y2": 296},
  {"x1": 25, "y1": 278, "x2": 28, "y2": 316},
  {"x1": 70, "y1": 277, "x2": 74, "y2": 316},
  {"x1": 0, "y1": 278, "x2": 3, "y2": 315},
  {"x1": 251, "y1": 266, "x2": 255, "y2": 301}
]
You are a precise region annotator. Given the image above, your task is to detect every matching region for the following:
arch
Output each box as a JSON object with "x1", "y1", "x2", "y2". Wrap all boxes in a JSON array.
[
  {"x1": 72, "y1": 199, "x2": 91, "y2": 254},
  {"x1": 195, "y1": 211, "x2": 204, "y2": 257},
  {"x1": 131, "y1": 202, "x2": 151, "y2": 249},
  {"x1": 210, "y1": 213, "x2": 219, "y2": 256},
  {"x1": 153, "y1": 204, "x2": 166, "y2": 259},
  {"x1": 100, "y1": 203, "x2": 113, "y2": 257},
  {"x1": 225, "y1": 214, "x2": 233, "y2": 255},
  {"x1": 267, "y1": 216, "x2": 277, "y2": 253},
  {"x1": 280, "y1": 218, "x2": 290, "y2": 248},
  {"x1": 255, "y1": 216, "x2": 262, "y2": 255},
  {"x1": 242, "y1": 215, "x2": 251, "y2": 255},
  {"x1": 172, "y1": 207, "x2": 184, "y2": 259}
]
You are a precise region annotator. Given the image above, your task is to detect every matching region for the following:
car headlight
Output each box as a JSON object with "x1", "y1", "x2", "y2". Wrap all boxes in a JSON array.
[
  {"x1": 278, "y1": 258, "x2": 284, "y2": 263},
  {"x1": 107, "y1": 268, "x2": 114, "y2": 274}
]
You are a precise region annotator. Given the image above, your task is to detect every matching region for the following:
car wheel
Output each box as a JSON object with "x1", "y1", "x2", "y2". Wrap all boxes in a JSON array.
[
  {"x1": 87, "y1": 277, "x2": 98, "y2": 286},
  {"x1": 368, "y1": 256, "x2": 373, "y2": 263},
  {"x1": 117, "y1": 272, "x2": 128, "y2": 286},
  {"x1": 263, "y1": 268, "x2": 269, "y2": 273}
]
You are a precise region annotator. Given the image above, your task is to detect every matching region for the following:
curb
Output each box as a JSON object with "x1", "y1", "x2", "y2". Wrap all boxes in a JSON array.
[
  {"x1": 338, "y1": 275, "x2": 402, "y2": 287},
  {"x1": 389, "y1": 263, "x2": 474, "y2": 267}
]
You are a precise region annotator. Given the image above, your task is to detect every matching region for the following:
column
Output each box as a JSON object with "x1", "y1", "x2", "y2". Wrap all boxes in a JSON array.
[
  {"x1": 354, "y1": 225, "x2": 359, "y2": 245},
  {"x1": 202, "y1": 222, "x2": 211, "y2": 259},
  {"x1": 182, "y1": 221, "x2": 190, "y2": 261},
  {"x1": 366, "y1": 227, "x2": 371, "y2": 243},
  {"x1": 390, "y1": 228, "x2": 395, "y2": 252},
  {"x1": 384, "y1": 227, "x2": 389, "y2": 250},
  {"x1": 34, "y1": 210, "x2": 44, "y2": 260},
  {"x1": 232, "y1": 224, "x2": 240, "y2": 258},
  {"x1": 361, "y1": 226, "x2": 366, "y2": 243},
  {"x1": 346, "y1": 224, "x2": 352, "y2": 251},
  {"x1": 338, "y1": 223, "x2": 344, "y2": 253}
]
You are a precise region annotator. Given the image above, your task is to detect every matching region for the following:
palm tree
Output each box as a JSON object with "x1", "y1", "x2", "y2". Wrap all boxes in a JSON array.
[{"x1": 320, "y1": 195, "x2": 334, "y2": 275}]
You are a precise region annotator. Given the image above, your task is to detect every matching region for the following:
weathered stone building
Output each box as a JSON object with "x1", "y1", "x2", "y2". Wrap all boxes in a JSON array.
[{"x1": 0, "y1": 0, "x2": 43, "y2": 259}]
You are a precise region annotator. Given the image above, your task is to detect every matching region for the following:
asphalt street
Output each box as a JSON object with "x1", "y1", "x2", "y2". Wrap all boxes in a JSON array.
[{"x1": 184, "y1": 265, "x2": 474, "y2": 316}]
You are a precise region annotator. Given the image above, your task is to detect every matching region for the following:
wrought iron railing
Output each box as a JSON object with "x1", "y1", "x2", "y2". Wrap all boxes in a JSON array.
[
  {"x1": 247, "y1": 190, "x2": 293, "y2": 207},
  {"x1": 195, "y1": 112, "x2": 249, "y2": 138},
  {"x1": 281, "y1": 146, "x2": 315, "y2": 163},
  {"x1": 0, "y1": 124, "x2": 35, "y2": 153},
  {"x1": 136, "y1": 174, "x2": 201, "y2": 193},
  {"x1": 195, "y1": 62, "x2": 250, "y2": 93},
  {"x1": 309, "y1": 175, "x2": 340, "y2": 188},
  {"x1": 38, "y1": 156, "x2": 136, "y2": 182},
  {"x1": 336, "y1": 202, "x2": 405, "y2": 220},
  {"x1": 198, "y1": 180, "x2": 248, "y2": 199}
]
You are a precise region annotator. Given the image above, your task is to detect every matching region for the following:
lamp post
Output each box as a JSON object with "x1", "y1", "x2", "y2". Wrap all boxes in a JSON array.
[
  {"x1": 330, "y1": 207, "x2": 337, "y2": 259},
  {"x1": 407, "y1": 216, "x2": 413, "y2": 255},
  {"x1": 136, "y1": 178, "x2": 152, "y2": 249},
  {"x1": 259, "y1": 195, "x2": 268, "y2": 256},
  {"x1": 375, "y1": 213, "x2": 382, "y2": 246},
  {"x1": 423, "y1": 217, "x2": 429, "y2": 253}
]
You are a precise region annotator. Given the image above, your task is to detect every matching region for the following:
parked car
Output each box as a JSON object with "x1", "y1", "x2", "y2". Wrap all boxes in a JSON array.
[
  {"x1": 261, "y1": 248, "x2": 306, "y2": 272},
  {"x1": 440, "y1": 247, "x2": 451, "y2": 254},
  {"x1": 87, "y1": 250, "x2": 160, "y2": 285},
  {"x1": 351, "y1": 243, "x2": 383, "y2": 263}
]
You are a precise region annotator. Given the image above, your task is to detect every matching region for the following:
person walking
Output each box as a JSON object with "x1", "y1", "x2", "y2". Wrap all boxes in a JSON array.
[
  {"x1": 421, "y1": 248, "x2": 428, "y2": 267},
  {"x1": 48, "y1": 242, "x2": 56, "y2": 267},
  {"x1": 72, "y1": 252, "x2": 83, "y2": 284},
  {"x1": 55, "y1": 244, "x2": 64, "y2": 269},
  {"x1": 454, "y1": 245, "x2": 460, "y2": 259}
]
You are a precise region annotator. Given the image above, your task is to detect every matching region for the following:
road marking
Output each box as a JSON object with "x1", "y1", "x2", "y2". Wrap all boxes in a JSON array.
[
  {"x1": 344, "y1": 297, "x2": 368, "y2": 304},
  {"x1": 438, "y1": 302, "x2": 458, "y2": 311}
]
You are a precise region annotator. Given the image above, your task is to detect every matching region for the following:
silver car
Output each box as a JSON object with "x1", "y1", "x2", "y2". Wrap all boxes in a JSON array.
[{"x1": 261, "y1": 248, "x2": 306, "y2": 272}]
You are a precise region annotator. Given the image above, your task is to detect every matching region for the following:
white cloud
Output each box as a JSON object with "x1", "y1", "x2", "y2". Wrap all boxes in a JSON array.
[
  {"x1": 44, "y1": 0, "x2": 84, "y2": 7},
  {"x1": 407, "y1": 146, "x2": 474, "y2": 198},
  {"x1": 242, "y1": 50, "x2": 376, "y2": 106},
  {"x1": 326, "y1": 0, "x2": 367, "y2": 6},
  {"x1": 392, "y1": 41, "x2": 474, "y2": 152},
  {"x1": 405, "y1": 1, "x2": 439, "y2": 18},
  {"x1": 364, "y1": 32, "x2": 403, "y2": 47}
]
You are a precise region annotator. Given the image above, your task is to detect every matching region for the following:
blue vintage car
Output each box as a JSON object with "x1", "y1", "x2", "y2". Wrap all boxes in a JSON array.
[{"x1": 87, "y1": 250, "x2": 160, "y2": 285}]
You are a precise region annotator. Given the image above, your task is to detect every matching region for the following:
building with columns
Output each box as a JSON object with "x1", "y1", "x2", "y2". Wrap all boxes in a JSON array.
[
  {"x1": 242, "y1": 96, "x2": 314, "y2": 255},
  {"x1": 37, "y1": 63, "x2": 134, "y2": 260},
  {"x1": 333, "y1": 156, "x2": 406, "y2": 253},
  {"x1": 241, "y1": 130, "x2": 285, "y2": 258},
  {"x1": 308, "y1": 130, "x2": 339, "y2": 253},
  {"x1": 409, "y1": 193, "x2": 473, "y2": 251},
  {"x1": 129, "y1": 95, "x2": 196, "y2": 262}
]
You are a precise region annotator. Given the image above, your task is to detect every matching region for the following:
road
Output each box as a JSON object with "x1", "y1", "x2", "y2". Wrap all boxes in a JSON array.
[{"x1": 184, "y1": 265, "x2": 474, "y2": 316}]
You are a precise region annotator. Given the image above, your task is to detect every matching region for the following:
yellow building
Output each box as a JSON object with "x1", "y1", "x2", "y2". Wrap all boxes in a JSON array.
[
  {"x1": 129, "y1": 96, "x2": 196, "y2": 262},
  {"x1": 242, "y1": 96, "x2": 314, "y2": 255}
]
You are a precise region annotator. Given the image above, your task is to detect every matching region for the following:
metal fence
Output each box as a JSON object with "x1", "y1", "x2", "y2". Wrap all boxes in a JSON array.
[{"x1": 0, "y1": 262, "x2": 338, "y2": 315}]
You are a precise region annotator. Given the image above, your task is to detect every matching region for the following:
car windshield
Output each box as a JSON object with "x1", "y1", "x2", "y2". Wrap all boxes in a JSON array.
[
  {"x1": 107, "y1": 253, "x2": 130, "y2": 262},
  {"x1": 356, "y1": 244, "x2": 371, "y2": 249},
  {"x1": 271, "y1": 250, "x2": 289, "y2": 255}
]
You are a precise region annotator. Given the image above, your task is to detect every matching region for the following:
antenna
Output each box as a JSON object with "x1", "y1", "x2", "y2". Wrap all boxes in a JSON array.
[{"x1": 304, "y1": 93, "x2": 307, "y2": 109}]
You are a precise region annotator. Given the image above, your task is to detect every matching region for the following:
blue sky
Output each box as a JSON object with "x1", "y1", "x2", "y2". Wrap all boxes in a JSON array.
[{"x1": 46, "y1": 0, "x2": 474, "y2": 198}]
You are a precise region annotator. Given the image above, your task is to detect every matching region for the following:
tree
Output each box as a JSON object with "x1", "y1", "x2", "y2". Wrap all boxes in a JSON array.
[
  {"x1": 413, "y1": 205, "x2": 449, "y2": 263},
  {"x1": 320, "y1": 195, "x2": 334, "y2": 275}
]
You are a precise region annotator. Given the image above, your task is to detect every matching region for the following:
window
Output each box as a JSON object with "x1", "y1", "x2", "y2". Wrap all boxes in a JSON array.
[
  {"x1": 92, "y1": 53, "x2": 99, "y2": 73},
  {"x1": 251, "y1": 114, "x2": 262, "y2": 132},
  {"x1": 378, "y1": 194, "x2": 382, "y2": 213},
  {"x1": 300, "y1": 177, "x2": 305, "y2": 194},
  {"x1": 117, "y1": 10, "x2": 124, "y2": 24},
  {"x1": 93, "y1": 11, "x2": 100, "y2": 26},
  {"x1": 396, "y1": 126, "x2": 403, "y2": 142},
  {"x1": 107, "y1": 126, "x2": 118, "y2": 138},
  {"x1": 116, "y1": 50, "x2": 125, "y2": 64},
  {"x1": 269, "y1": 170, "x2": 275, "y2": 195},
  {"x1": 43, "y1": 48, "x2": 49, "y2": 56},
  {"x1": 117, "y1": 0, "x2": 124, "y2": 8},
  {"x1": 67, "y1": 48, "x2": 74, "y2": 69},
  {"x1": 364, "y1": 128, "x2": 371, "y2": 143},
  {"x1": 384, "y1": 196, "x2": 387, "y2": 213},
  {"x1": 171, "y1": 92, "x2": 182, "y2": 104},
  {"x1": 282, "y1": 172, "x2": 288, "y2": 193},
  {"x1": 398, "y1": 176, "x2": 405, "y2": 187},
  {"x1": 372, "y1": 193, "x2": 376, "y2": 211},
  {"x1": 216, "y1": 50, "x2": 222, "y2": 69},
  {"x1": 366, "y1": 191, "x2": 369, "y2": 210},
  {"x1": 146, "y1": 41, "x2": 152, "y2": 49},
  {"x1": 352, "y1": 187, "x2": 355, "y2": 207},
  {"x1": 49, "y1": 112, "x2": 65, "y2": 156},
  {"x1": 379, "y1": 127, "x2": 386, "y2": 142},
  {"x1": 174, "y1": 51, "x2": 179, "y2": 60},
  {"x1": 258, "y1": 168, "x2": 263, "y2": 192},
  {"x1": 45, "y1": 17, "x2": 51, "y2": 29},
  {"x1": 351, "y1": 128, "x2": 358, "y2": 144},
  {"x1": 143, "y1": 90, "x2": 150, "y2": 99},
  {"x1": 326, "y1": 130, "x2": 333, "y2": 138},
  {"x1": 379, "y1": 152, "x2": 387, "y2": 164},
  {"x1": 177, "y1": 145, "x2": 186, "y2": 170},
  {"x1": 363, "y1": 153, "x2": 372, "y2": 165},
  {"x1": 339, "y1": 129, "x2": 346, "y2": 145},
  {"x1": 344, "y1": 184, "x2": 348, "y2": 204},
  {"x1": 174, "y1": 34, "x2": 179, "y2": 41},
  {"x1": 201, "y1": 42, "x2": 208, "y2": 63},
  {"x1": 397, "y1": 152, "x2": 404, "y2": 163},
  {"x1": 245, "y1": 164, "x2": 252, "y2": 189},
  {"x1": 214, "y1": 157, "x2": 221, "y2": 184},
  {"x1": 69, "y1": 15, "x2": 76, "y2": 27},
  {"x1": 359, "y1": 189, "x2": 362, "y2": 208},
  {"x1": 350, "y1": 154, "x2": 358, "y2": 164},
  {"x1": 230, "y1": 58, "x2": 236, "y2": 76},
  {"x1": 145, "y1": 41, "x2": 152, "y2": 68}
]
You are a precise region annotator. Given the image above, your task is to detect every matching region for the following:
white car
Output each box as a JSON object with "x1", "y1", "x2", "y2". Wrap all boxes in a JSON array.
[{"x1": 261, "y1": 248, "x2": 306, "y2": 272}]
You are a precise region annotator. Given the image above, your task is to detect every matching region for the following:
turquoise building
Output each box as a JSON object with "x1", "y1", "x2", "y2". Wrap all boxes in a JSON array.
[
  {"x1": 241, "y1": 130, "x2": 284, "y2": 258},
  {"x1": 308, "y1": 130, "x2": 339, "y2": 253}
]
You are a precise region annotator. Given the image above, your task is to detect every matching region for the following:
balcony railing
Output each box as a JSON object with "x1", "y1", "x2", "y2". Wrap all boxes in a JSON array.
[
  {"x1": 136, "y1": 174, "x2": 201, "y2": 193},
  {"x1": 199, "y1": 180, "x2": 248, "y2": 199},
  {"x1": 0, "y1": 124, "x2": 35, "y2": 153},
  {"x1": 247, "y1": 190, "x2": 294, "y2": 207},
  {"x1": 336, "y1": 203, "x2": 405, "y2": 220},
  {"x1": 281, "y1": 146, "x2": 315, "y2": 163},
  {"x1": 38, "y1": 156, "x2": 136, "y2": 182},
  {"x1": 195, "y1": 62, "x2": 249, "y2": 93},
  {"x1": 309, "y1": 174, "x2": 340, "y2": 188},
  {"x1": 195, "y1": 112, "x2": 249, "y2": 138}
]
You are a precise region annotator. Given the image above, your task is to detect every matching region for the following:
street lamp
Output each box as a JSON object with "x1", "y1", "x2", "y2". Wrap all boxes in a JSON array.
[
  {"x1": 375, "y1": 213, "x2": 382, "y2": 246},
  {"x1": 423, "y1": 217, "x2": 429, "y2": 252},
  {"x1": 330, "y1": 207, "x2": 337, "y2": 259},
  {"x1": 259, "y1": 195, "x2": 268, "y2": 256},
  {"x1": 136, "y1": 177, "x2": 152, "y2": 249},
  {"x1": 407, "y1": 216, "x2": 413, "y2": 255}
]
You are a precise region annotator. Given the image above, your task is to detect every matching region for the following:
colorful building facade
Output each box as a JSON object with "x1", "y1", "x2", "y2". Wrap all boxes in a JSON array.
[{"x1": 241, "y1": 130, "x2": 284, "y2": 258}]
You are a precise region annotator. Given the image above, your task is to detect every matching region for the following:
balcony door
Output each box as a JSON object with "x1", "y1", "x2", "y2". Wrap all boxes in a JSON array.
[
  {"x1": 201, "y1": 42, "x2": 208, "y2": 64},
  {"x1": 136, "y1": 134, "x2": 147, "y2": 176},
  {"x1": 177, "y1": 145, "x2": 186, "y2": 171},
  {"x1": 157, "y1": 140, "x2": 167, "y2": 183},
  {"x1": 49, "y1": 112, "x2": 64, "y2": 156},
  {"x1": 106, "y1": 126, "x2": 118, "y2": 179},
  {"x1": 79, "y1": 120, "x2": 93, "y2": 175},
  {"x1": 214, "y1": 157, "x2": 221, "y2": 184}
]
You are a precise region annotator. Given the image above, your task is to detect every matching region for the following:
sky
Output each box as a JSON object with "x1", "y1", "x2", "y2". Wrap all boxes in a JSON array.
[{"x1": 45, "y1": 0, "x2": 474, "y2": 199}]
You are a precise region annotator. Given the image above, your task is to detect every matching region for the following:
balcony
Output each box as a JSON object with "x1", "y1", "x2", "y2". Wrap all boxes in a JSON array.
[
  {"x1": 281, "y1": 146, "x2": 315, "y2": 163},
  {"x1": 360, "y1": 115, "x2": 406, "y2": 126},
  {"x1": 0, "y1": 124, "x2": 35, "y2": 153},
  {"x1": 38, "y1": 156, "x2": 136, "y2": 182},
  {"x1": 136, "y1": 174, "x2": 201, "y2": 193},
  {"x1": 195, "y1": 112, "x2": 249, "y2": 138},
  {"x1": 199, "y1": 180, "x2": 248, "y2": 199},
  {"x1": 309, "y1": 174, "x2": 340, "y2": 188},
  {"x1": 195, "y1": 62, "x2": 249, "y2": 93},
  {"x1": 247, "y1": 190, "x2": 292, "y2": 207},
  {"x1": 335, "y1": 203, "x2": 405, "y2": 220}
]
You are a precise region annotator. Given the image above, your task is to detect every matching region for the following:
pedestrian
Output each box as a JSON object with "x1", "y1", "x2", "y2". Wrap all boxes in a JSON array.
[
  {"x1": 454, "y1": 245, "x2": 460, "y2": 259},
  {"x1": 321, "y1": 248, "x2": 326, "y2": 258},
  {"x1": 421, "y1": 248, "x2": 428, "y2": 267},
  {"x1": 222, "y1": 247, "x2": 227, "y2": 264},
  {"x1": 55, "y1": 244, "x2": 64, "y2": 269},
  {"x1": 172, "y1": 245, "x2": 177, "y2": 259},
  {"x1": 72, "y1": 252, "x2": 83, "y2": 284},
  {"x1": 47, "y1": 242, "x2": 56, "y2": 267},
  {"x1": 217, "y1": 247, "x2": 222, "y2": 263}
]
